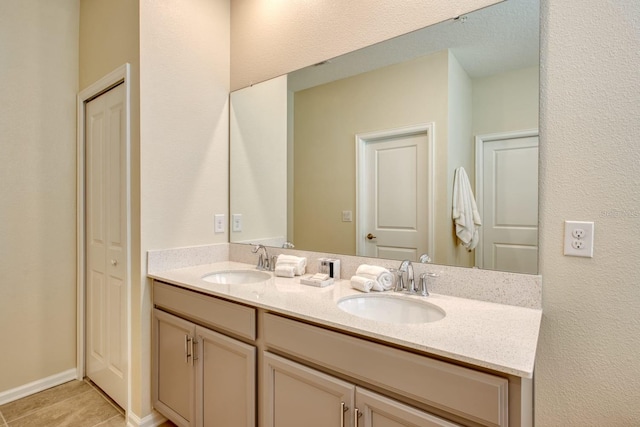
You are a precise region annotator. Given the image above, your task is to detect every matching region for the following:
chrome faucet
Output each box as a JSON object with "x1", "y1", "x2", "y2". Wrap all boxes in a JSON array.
[
  {"x1": 396, "y1": 260, "x2": 415, "y2": 293},
  {"x1": 419, "y1": 253, "x2": 431, "y2": 263},
  {"x1": 252, "y1": 244, "x2": 271, "y2": 271}
]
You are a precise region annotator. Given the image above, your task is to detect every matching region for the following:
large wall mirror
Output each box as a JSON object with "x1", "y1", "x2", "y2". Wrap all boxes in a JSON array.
[{"x1": 230, "y1": 0, "x2": 539, "y2": 274}]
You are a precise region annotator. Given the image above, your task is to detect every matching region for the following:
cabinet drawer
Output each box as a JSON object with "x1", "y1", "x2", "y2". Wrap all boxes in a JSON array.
[
  {"x1": 154, "y1": 281, "x2": 256, "y2": 341},
  {"x1": 263, "y1": 313, "x2": 508, "y2": 427}
]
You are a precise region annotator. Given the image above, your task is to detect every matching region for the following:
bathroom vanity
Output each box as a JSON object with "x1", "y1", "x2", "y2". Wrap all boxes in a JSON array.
[{"x1": 149, "y1": 260, "x2": 540, "y2": 427}]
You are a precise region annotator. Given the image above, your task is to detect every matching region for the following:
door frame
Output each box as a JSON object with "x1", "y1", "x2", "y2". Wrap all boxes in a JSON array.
[
  {"x1": 76, "y1": 64, "x2": 131, "y2": 409},
  {"x1": 355, "y1": 123, "x2": 435, "y2": 258},
  {"x1": 474, "y1": 128, "x2": 539, "y2": 269}
]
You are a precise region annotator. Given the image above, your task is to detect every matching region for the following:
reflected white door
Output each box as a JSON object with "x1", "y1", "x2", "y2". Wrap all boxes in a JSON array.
[
  {"x1": 357, "y1": 124, "x2": 434, "y2": 262},
  {"x1": 476, "y1": 130, "x2": 538, "y2": 274},
  {"x1": 85, "y1": 83, "x2": 128, "y2": 409}
]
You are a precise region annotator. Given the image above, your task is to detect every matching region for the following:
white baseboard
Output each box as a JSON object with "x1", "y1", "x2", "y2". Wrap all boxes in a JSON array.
[
  {"x1": 0, "y1": 368, "x2": 78, "y2": 405},
  {"x1": 127, "y1": 409, "x2": 167, "y2": 427}
]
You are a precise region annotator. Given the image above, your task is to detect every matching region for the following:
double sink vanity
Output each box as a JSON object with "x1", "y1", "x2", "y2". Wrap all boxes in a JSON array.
[{"x1": 149, "y1": 246, "x2": 541, "y2": 427}]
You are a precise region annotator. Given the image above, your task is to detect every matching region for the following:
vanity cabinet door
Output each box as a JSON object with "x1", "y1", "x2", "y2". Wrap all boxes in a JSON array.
[
  {"x1": 196, "y1": 326, "x2": 256, "y2": 427},
  {"x1": 263, "y1": 352, "x2": 355, "y2": 427},
  {"x1": 356, "y1": 388, "x2": 461, "y2": 427},
  {"x1": 153, "y1": 309, "x2": 196, "y2": 427}
]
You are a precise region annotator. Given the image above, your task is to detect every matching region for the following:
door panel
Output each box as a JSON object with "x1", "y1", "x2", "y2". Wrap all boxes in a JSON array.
[
  {"x1": 197, "y1": 326, "x2": 255, "y2": 427},
  {"x1": 153, "y1": 309, "x2": 196, "y2": 427},
  {"x1": 358, "y1": 125, "x2": 433, "y2": 262},
  {"x1": 357, "y1": 388, "x2": 461, "y2": 427},
  {"x1": 479, "y1": 132, "x2": 538, "y2": 274},
  {"x1": 263, "y1": 352, "x2": 354, "y2": 427},
  {"x1": 85, "y1": 83, "x2": 128, "y2": 408}
]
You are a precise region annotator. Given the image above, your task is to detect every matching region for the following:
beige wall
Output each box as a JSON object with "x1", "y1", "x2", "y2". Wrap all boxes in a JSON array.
[
  {"x1": 139, "y1": 0, "x2": 230, "y2": 417},
  {"x1": 231, "y1": 0, "x2": 640, "y2": 424},
  {"x1": 472, "y1": 66, "x2": 539, "y2": 135},
  {"x1": 230, "y1": 0, "x2": 501, "y2": 91},
  {"x1": 446, "y1": 52, "x2": 474, "y2": 267},
  {"x1": 0, "y1": 0, "x2": 79, "y2": 394},
  {"x1": 537, "y1": 0, "x2": 640, "y2": 424},
  {"x1": 293, "y1": 51, "x2": 451, "y2": 258},
  {"x1": 230, "y1": 75, "x2": 288, "y2": 245}
]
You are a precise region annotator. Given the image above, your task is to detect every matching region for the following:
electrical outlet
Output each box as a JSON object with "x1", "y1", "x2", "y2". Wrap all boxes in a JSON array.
[
  {"x1": 564, "y1": 220, "x2": 594, "y2": 257},
  {"x1": 571, "y1": 239, "x2": 585, "y2": 249},
  {"x1": 214, "y1": 214, "x2": 225, "y2": 233},
  {"x1": 572, "y1": 228, "x2": 586, "y2": 239},
  {"x1": 232, "y1": 214, "x2": 242, "y2": 232}
]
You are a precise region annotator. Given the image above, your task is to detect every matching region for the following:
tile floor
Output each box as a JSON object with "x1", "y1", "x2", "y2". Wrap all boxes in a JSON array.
[{"x1": 0, "y1": 380, "x2": 175, "y2": 427}]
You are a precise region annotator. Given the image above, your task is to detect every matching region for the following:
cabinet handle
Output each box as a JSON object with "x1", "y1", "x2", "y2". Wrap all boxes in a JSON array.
[
  {"x1": 340, "y1": 401, "x2": 348, "y2": 427},
  {"x1": 184, "y1": 335, "x2": 192, "y2": 364},
  {"x1": 190, "y1": 338, "x2": 198, "y2": 365},
  {"x1": 354, "y1": 407, "x2": 361, "y2": 426}
]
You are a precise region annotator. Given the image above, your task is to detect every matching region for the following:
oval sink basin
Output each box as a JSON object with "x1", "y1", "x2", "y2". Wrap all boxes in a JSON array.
[
  {"x1": 337, "y1": 294, "x2": 445, "y2": 324},
  {"x1": 202, "y1": 270, "x2": 271, "y2": 285}
]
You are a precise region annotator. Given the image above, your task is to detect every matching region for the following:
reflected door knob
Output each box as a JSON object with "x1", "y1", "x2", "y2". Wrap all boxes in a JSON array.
[{"x1": 366, "y1": 233, "x2": 377, "y2": 240}]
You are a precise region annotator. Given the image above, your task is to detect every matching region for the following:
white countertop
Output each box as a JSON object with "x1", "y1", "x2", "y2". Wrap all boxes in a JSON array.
[{"x1": 149, "y1": 261, "x2": 541, "y2": 378}]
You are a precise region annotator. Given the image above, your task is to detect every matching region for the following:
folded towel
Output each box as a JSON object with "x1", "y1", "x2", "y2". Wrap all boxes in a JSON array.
[
  {"x1": 276, "y1": 254, "x2": 307, "y2": 275},
  {"x1": 350, "y1": 275, "x2": 374, "y2": 293},
  {"x1": 355, "y1": 265, "x2": 394, "y2": 291},
  {"x1": 452, "y1": 167, "x2": 482, "y2": 251},
  {"x1": 274, "y1": 264, "x2": 296, "y2": 278}
]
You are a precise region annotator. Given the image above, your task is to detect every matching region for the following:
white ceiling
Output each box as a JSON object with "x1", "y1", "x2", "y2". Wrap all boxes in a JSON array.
[{"x1": 288, "y1": 0, "x2": 539, "y2": 92}]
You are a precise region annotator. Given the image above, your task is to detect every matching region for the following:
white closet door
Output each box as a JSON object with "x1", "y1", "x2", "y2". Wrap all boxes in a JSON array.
[
  {"x1": 358, "y1": 125, "x2": 434, "y2": 262},
  {"x1": 85, "y1": 83, "x2": 128, "y2": 409},
  {"x1": 479, "y1": 132, "x2": 538, "y2": 274}
]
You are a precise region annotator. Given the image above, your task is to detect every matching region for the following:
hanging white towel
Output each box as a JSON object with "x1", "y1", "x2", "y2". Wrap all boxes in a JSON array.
[{"x1": 452, "y1": 167, "x2": 482, "y2": 251}]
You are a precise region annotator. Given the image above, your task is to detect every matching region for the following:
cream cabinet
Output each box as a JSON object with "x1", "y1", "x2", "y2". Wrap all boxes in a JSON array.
[
  {"x1": 263, "y1": 352, "x2": 460, "y2": 427},
  {"x1": 152, "y1": 280, "x2": 532, "y2": 427},
  {"x1": 153, "y1": 309, "x2": 196, "y2": 427},
  {"x1": 152, "y1": 282, "x2": 257, "y2": 427},
  {"x1": 153, "y1": 309, "x2": 256, "y2": 427}
]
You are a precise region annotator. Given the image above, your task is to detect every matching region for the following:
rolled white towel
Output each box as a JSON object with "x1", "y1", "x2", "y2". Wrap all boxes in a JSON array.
[
  {"x1": 355, "y1": 264, "x2": 394, "y2": 290},
  {"x1": 274, "y1": 264, "x2": 296, "y2": 278},
  {"x1": 276, "y1": 254, "x2": 307, "y2": 275},
  {"x1": 350, "y1": 275, "x2": 374, "y2": 293}
]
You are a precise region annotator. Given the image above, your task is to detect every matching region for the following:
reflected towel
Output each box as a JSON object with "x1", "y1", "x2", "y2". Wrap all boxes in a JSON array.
[
  {"x1": 452, "y1": 167, "x2": 482, "y2": 250},
  {"x1": 276, "y1": 254, "x2": 307, "y2": 275},
  {"x1": 350, "y1": 275, "x2": 374, "y2": 293},
  {"x1": 355, "y1": 264, "x2": 394, "y2": 291}
]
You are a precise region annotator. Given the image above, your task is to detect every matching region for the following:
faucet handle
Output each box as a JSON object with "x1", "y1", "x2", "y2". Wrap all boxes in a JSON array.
[
  {"x1": 418, "y1": 272, "x2": 437, "y2": 297},
  {"x1": 391, "y1": 269, "x2": 404, "y2": 292}
]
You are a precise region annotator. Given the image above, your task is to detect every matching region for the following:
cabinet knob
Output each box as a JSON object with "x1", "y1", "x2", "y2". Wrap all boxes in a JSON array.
[{"x1": 110, "y1": 259, "x2": 118, "y2": 266}]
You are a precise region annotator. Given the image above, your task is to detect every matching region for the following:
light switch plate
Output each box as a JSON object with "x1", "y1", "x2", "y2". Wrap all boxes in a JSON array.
[
  {"x1": 232, "y1": 214, "x2": 242, "y2": 232},
  {"x1": 564, "y1": 220, "x2": 594, "y2": 257},
  {"x1": 214, "y1": 214, "x2": 225, "y2": 233},
  {"x1": 342, "y1": 210, "x2": 352, "y2": 222}
]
